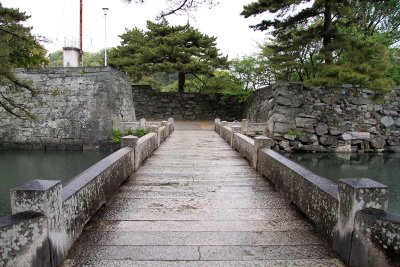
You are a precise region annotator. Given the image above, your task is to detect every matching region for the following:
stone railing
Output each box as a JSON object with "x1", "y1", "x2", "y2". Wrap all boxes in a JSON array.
[
  {"x1": 214, "y1": 119, "x2": 400, "y2": 267},
  {"x1": 0, "y1": 119, "x2": 174, "y2": 267}
]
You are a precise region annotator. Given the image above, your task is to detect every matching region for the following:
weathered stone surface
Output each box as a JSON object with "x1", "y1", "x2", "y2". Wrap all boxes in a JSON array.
[
  {"x1": 0, "y1": 67, "x2": 136, "y2": 150},
  {"x1": 279, "y1": 140, "x2": 290, "y2": 149},
  {"x1": 316, "y1": 122, "x2": 329, "y2": 136},
  {"x1": 62, "y1": 129, "x2": 343, "y2": 266},
  {"x1": 132, "y1": 85, "x2": 243, "y2": 121},
  {"x1": 335, "y1": 144, "x2": 352, "y2": 153},
  {"x1": 245, "y1": 82, "x2": 400, "y2": 151},
  {"x1": 342, "y1": 132, "x2": 370, "y2": 141},
  {"x1": 274, "y1": 122, "x2": 290, "y2": 133},
  {"x1": 381, "y1": 116, "x2": 395, "y2": 127},
  {"x1": 295, "y1": 117, "x2": 317, "y2": 128},
  {"x1": 301, "y1": 145, "x2": 325, "y2": 152},
  {"x1": 329, "y1": 127, "x2": 343, "y2": 136},
  {"x1": 284, "y1": 134, "x2": 296, "y2": 141},
  {"x1": 320, "y1": 135, "x2": 337, "y2": 146},
  {"x1": 370, "y1": 135, "x2": 386, "y2": 149}
]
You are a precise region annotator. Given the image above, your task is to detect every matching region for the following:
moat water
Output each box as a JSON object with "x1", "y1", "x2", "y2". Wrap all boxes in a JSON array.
[
  {"x1": 0, "y1": 150, "x2": 110, "y2": 216},
  {"x1": 285, "y1": 152, "x2": 400, "y2": 213}
]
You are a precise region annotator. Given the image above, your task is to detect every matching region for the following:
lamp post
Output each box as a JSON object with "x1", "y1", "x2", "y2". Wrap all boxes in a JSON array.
[{"x1": 102, "y1": 7, "x2": 109, "y2": 66}]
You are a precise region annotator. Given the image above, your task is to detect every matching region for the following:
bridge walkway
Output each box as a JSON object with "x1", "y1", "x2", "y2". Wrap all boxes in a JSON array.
[{"x1": 62, "y1": 124, "x2": 344, "y2": 266}]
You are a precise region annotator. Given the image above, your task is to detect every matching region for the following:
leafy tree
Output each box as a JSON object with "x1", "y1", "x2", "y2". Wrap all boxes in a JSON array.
[
  {"x1": 110, "y1": 20, "x2": 227, "y2": 93},
  {"x1": 230, "y1": 55, "x2": 273, "y2": 90},
  {"x1": 242, "y1": 0, "x2": 399, "y2": 91},
  {"x1": 47, "y1": 50, "x2": 104, "y2": 67},
  {"x1": 386, "y1": 47, "x2": 400, "y2": 85},
  {"x1": 0, "y1": 3, "x2": 47, "y2": 118}
]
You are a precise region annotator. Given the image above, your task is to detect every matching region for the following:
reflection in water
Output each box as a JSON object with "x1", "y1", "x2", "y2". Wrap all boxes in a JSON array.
[
  {"x1": 285, "y1": 153, "x2": 400, "y2": 213},
  {"x1": 0, "y1": 150, "x2": 110, "y2": 216}
]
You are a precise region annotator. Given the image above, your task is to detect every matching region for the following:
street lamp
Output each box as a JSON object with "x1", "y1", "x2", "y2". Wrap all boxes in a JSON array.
[{"x1": 102, "y1": 7, "x2": 109, "y2": 66}]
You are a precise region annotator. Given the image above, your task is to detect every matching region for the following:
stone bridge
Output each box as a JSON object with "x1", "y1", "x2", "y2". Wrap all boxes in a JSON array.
[{"x1": 1, "y1": 121, "x2": 399, "y2": 267}]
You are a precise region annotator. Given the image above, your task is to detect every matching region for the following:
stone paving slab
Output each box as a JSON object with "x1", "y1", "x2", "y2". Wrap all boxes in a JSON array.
[
  {"x1": 66, "y1": 245, "x2": 338, "y2": 261},
  {"x1": 71, "y1": 230, "x2": 324, "y2": 246},
  {"x1": 91, "y1": 207, "x2": 303, "y2": 221},
  {"x1": 62, "y1": 130, "x2": 344, "y2": 266},
  {"x1": 107, "y1": 196, "x2": 290, "y2": 209},
  {"x1": 84, "y1": 220, "x2": 315, "y2": 232},
  {"x1": 62, "y1": 259, "x2": 345, "y2": 267}
]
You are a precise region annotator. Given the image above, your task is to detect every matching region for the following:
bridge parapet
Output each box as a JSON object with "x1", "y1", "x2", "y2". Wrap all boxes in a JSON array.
[
  {"x1": 0, "y1": 118, "x2": 174, "y2": 267},
  {"x1": 215, "y1": 119, "x2": 400, "y2": 267}
]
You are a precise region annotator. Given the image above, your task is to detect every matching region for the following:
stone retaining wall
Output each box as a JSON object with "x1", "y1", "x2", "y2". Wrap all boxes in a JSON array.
[
  {"x1": 215, "y1": 121, "x2": 400, "y2": 267},
  {"x1": 0, "y1": 67, "x2": 136, "y2": 150},
  {"x1": 245, "y1": 82, "x2": 400, "y2": 153},
  {"x1": 0, "y1": 120, "x2": 173, "y2": 267},
  {"x1": 132, "y1": 85, "x2": 244, "y2": 121}
]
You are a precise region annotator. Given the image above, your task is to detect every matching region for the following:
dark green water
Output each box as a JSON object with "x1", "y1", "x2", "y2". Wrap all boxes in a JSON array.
[
  {"x1": 285, "y1": 153, "x2": 400, "y2": 213},
  {"x1": 0, "y1": 150, "x2": 110, "y2": 216}
]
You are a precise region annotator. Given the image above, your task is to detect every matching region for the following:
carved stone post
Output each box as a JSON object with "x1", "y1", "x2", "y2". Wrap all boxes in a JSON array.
[
  {"x1": 241, "y1": 119, "x2": 248, "y2": 134},
  {"x1": 10, "y1": 180, "x2": 65, "y2": 266},
  {"x1": 253, "y1": 136, "x2": 275, "y2": 170},
  {"x1": 333, "y1": 178, "x2": 388, "y2": 264}
]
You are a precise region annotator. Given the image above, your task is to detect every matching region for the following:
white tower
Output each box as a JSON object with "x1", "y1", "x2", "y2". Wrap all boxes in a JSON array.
[{"x1": 63, "y1": 37, "x2": 80, "y2": 67}]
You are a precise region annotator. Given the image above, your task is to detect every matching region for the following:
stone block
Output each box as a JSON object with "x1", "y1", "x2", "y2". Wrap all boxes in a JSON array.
[
  {"x1": 329, "y1": 127, "x2": 343, "y2": 136},
  {"x1": 315, "y1": 122, "x2": 328, "y2": 136},
  {"x1": 333, "y1": 178, "x2": 388, "y2": 264},
  {"x1": 342, "y1": 132, "x2": 370, "y2": 141},
  {"x1": 273, "y1": 122, "x2": 290, "y2": 133},
  {"x1": 301, "y1": 144, "x2": 325, "y2": 152},
  {"x1": 381, "y1": 116, "x2": 395, "y2": 127},
  {"x1": 370, "y1": 135, "x2": 386, "y2": 149},
  {"x1": 295, "y1": 117, "x2": 317, "y2": 128}
]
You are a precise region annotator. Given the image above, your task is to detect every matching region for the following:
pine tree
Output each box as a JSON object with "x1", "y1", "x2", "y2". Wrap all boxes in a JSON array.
[
  {"x1": 0, "y1": 3, "x2": 47, "y2": 118},
  {"x1": 110, "y1": 20, "x2": 227, "y2": 93},
  {"x1": 241, "y1": 0, "x2": 399, "y2": 91}
]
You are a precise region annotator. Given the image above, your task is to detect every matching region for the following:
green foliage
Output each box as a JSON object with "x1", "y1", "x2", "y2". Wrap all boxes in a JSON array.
[
  {"x1": 133, "y1": 128, "x2": 149, "y2": 137},
  {"x1": 47, "y1": 50, "x2": 104, "y2": 67},
  {"x1": 109, "y1": 20, "x2": 227, "y2": 93},
  {"x1": 288, "y1": 130, "x2": 307, "y2": 138},
  {"x1": 242, "y1": 0, "x2": 400, "y2": 91},
  {"x1": 387, "y1": 47, "x2": 400, "y2": 85},
  {"x1": 230, "y1": 55, "x2": 273, "y2": 90},
  {"x1": 0, "y1": 3, "x2": 47, "y2": 118},
  {"x1": 111, "y1": 128, "x2": 149, "y2": 144},
  {"x1": 111, "y1": 129, "x2": 123, "y2": 144}
]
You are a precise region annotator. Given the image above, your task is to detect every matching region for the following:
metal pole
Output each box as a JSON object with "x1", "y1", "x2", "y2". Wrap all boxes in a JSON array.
[
  {"x1": 103, "y1": 8, "x2": 109, "y2": 66},
  {"x1": 80, "y1": 0, "x2": 83, "y2": 66}
]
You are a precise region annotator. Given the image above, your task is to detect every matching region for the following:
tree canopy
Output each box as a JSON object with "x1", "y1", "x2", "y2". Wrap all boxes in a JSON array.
[
  {"x1": 241, "y1": 0, "x2": 400, "y2": 91},
  {"x1": 0, "y1": 3, "x2": 47, "y2": 118},
  {"x1": 110, "y1": 20, "x2": 227, "y2": 93}
]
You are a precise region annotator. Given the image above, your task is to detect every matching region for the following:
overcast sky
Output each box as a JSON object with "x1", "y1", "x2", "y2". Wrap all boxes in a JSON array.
[{"x1": 2, "y1": 0, "x2": 271, "y2": 59}]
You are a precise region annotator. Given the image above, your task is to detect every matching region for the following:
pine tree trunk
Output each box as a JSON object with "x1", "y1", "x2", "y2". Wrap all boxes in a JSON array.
[
  {"x1": 323, "y1": 0, "x2": 333, "y2": 64},
  {"x1": 178, "y1": 72, "x2": 185, "y2": 93}
]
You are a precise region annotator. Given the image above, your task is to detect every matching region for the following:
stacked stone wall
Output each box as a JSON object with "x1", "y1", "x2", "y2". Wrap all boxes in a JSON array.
[
  {"x1": 132, "y1": 85, "x2": 244, "y2": 121},
  {"x1": 245, "y1": 82, "x2": 400, "y2": 152},
  {"x1": 0, "y1": 67, "x2": 136, "y2": 150}
]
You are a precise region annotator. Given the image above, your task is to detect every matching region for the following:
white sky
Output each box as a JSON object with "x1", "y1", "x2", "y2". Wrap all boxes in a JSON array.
[{"x1": 2, "y1": 0, "x2": 270, "y2": 59}]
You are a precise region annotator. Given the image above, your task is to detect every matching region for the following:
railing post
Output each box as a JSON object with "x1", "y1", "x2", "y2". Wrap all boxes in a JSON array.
[
  {"x1": 168, "y1": 118, "x2": 174, "y2": 133},
  {"x1": 140, "y1": 118, "x2": 146, "y2": 128},
  {"x1": 241, "y1": 119, "x2": 248, "y2": 134},
  {"x1": 231, "y1": 126, "x2": 241, "y2": 148},
  {"x1": 333, "y1": 178, "x2": 388, "y2": 264},
  {"x1": 253, "y1": 136, "x2": 275, "y2": 170},
  {"x1": 10, "y1": 180, "x2": 66, "y2": 267},
  {"x1": 214, "y1": 118, "x2": 221, "y2": 133},
  {"x1": 121, "y1": 135, "x2": 139, "y2": 148},
  {"x1": 149, "y1": 125, "x2": 160, "y2": 147}
]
